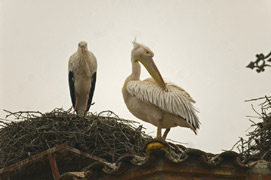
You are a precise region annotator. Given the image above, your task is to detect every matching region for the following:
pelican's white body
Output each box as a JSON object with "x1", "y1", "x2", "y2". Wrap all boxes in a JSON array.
[
  {"x1": 124, "y1": 78, "x2": 196, "y2": 129},
  {"x1": 122, "y1": 42, "x2": 199, "y2": 139}
]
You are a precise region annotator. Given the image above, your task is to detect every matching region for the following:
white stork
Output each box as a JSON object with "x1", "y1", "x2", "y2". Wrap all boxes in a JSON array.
[
  {"x1": 68, "y1": 41, "x2": 97, "y2": 116},
  {"x1": 122, "y1": 41, "x2": 200, "y2": 140}
]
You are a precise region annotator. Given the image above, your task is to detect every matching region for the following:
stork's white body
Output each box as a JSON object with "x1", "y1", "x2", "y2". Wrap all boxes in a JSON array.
[{"x1": 68, "y1": 41, "x2": 97, "y2": 116}]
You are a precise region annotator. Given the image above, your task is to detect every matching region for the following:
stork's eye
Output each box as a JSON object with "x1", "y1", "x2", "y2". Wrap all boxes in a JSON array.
[{"x1": 146, "y1": 51, "x2": 149, "y2": 54}]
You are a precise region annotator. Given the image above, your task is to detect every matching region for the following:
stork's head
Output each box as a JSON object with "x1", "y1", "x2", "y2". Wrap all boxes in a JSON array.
[
  {"x1": 78, "y1": 41, "x2": 88, "y2": 53},
  {"x1": 132, "y1": 41, "x2": 167, "y2": 90}
]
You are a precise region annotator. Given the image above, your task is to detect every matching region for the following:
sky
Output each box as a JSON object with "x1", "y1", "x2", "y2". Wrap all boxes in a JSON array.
[{"x1": 1, "y1": 0, "x2": 271, "y2": 153}]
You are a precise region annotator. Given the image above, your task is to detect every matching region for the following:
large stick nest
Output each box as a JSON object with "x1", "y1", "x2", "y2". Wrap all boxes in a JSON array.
[
  {"x1": 0, "y1": 108, "x2": 152, "y2": 169},
  {"x1": 235, "y1": 96, "x2": 271, "y2": 162}
]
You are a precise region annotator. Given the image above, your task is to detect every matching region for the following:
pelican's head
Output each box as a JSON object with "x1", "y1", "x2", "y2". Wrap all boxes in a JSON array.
[
  {"x1": 77, "y1": 41, "x2": 88, "y2": 53},
  {"x1": 132, "y1": 41, "x2": 167, "y2": 90}
]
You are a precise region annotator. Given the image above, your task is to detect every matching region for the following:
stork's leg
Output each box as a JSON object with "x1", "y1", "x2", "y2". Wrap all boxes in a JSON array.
[
  {"x1": 162, "y1": 128, "x2": 171, "y2": 140},
  {"x1": 73, "y1": 96, "x2": 79, "y2": 114},
  {"x1": 84, "y1": 94, "x2": 89, "y2": 112}
]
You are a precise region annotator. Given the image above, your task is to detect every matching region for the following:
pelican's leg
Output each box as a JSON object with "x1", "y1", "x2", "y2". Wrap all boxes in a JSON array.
[
  {"x1": 73, "y1": 96, "x2": 78, "y2": 114},
  {"x1": 162, "y1": 128, "x2": 170, "y2": 140},
  {"x1": 156, "y1": 120, "x2": 162, "y2": 139}
]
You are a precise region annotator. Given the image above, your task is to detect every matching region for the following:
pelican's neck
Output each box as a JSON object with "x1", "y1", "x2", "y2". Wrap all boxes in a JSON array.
[
  {"x1": 122, "y1": 60, "x2": 141, "y2": 101},
  {"x1": 130, "y1": 61, "x2": 141, "y2": 80}
]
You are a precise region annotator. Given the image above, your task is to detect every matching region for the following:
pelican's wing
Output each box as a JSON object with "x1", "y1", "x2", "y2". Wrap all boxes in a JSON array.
[
  {"x1": 68, "y1": 55, "x2": 77, "y2": 108},
  {"x1": 127, "y1": 78, "x2": 199, "y2": 130},
  {"x1": 86, "y1": 72, "x2": 97, "y2": 111}
]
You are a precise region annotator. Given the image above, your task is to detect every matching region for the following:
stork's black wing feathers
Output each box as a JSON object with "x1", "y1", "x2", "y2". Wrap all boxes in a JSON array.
[
  {"x1": 68, "y1": 71, "x2": 76, "y2": 109},
  {"x1": 86, "y1": 72, "x2": 97, "y2": 111}
]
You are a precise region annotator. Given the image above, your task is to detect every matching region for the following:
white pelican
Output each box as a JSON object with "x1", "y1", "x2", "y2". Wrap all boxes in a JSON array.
[
  {"x1": 68, "y1": 41, "x2": 97, "y2": 116},
  {"x1": 122, "y1": 42, "x2": 200, "y2": 140}
]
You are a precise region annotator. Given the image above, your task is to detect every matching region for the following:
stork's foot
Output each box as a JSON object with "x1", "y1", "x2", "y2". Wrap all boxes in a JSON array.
[{"x1": 83, "y1": 111, "x2": 87, "y2": 117}]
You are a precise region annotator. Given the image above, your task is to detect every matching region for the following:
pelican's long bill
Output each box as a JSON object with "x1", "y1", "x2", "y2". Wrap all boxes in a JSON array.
[{"x1": 139, "y1": 56, "x2": 167, "y2": 90}]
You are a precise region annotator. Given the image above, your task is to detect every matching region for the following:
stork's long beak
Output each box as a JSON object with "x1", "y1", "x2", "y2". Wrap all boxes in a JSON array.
[{"x1": 139, "y1": 56, "x2": 167, "y2": 90}]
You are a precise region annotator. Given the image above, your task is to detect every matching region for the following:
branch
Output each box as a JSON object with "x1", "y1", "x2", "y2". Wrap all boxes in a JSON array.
[{"x1": 246, "y1": 51, "x2": 271, "y2": 73}]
